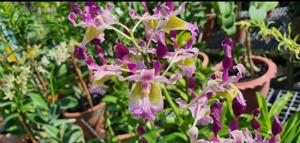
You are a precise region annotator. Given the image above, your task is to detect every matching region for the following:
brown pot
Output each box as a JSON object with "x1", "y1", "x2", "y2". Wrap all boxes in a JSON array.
[
  {"x1": 0, "y1": 134, "x2": 26, "y2": 143},
  {"x1": 213, "y1": 55, "x2": 277, "y2": 113},
  {"x1": 198, "y1": 51, "x2": 209, "y2": 68},
  {"x1": 62, "y1": 102, "x2": 106, "y2": 139}
]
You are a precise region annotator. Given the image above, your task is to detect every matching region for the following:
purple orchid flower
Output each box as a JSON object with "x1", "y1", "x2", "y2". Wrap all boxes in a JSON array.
[
  {"x1": 269, "y1": 115, "x2": 282, "y2": 143},
  {"x1": 232, "y1": 92, "x2": 247, "y2": 117},
  {"x1": 130, "y1": 2, "x2": 198, "y2": 43},
  {"x1": 68, "y1": 2, "x2": 117, "y2": 46},
  {"x1": 74, "y1": 45, "x2": 87, "y2": 60},
  {"x1": 125, "y1": 69, "x2": 182, "y2": 120},
  {"x1": 221, "y1": 38, "x2": 234, "y2": 82},
  {"x1": 115, "y1": 42, "x2": 130, "y2": 61},
  {"x1": 210, "y1": 102, "x2": 223, "y2": 141}
]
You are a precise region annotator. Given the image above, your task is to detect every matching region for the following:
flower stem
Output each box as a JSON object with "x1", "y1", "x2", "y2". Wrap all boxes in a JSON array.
[
  {"x1": 162, "y1": 51, "x2": 179, "y2": 76},
  {"x1": 71, "y1": 55, "x2": 94, "y2": 108},
  {"x1": 160, "y1": 84, "x2": 184, "y2": 127}
]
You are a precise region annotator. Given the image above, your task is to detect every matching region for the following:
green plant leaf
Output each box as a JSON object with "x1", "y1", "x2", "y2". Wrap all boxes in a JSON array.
[
  {"x1": 27, "y1": 92, "x2": 49, "y2": 110},
  {"x1": 249, "y1": 5, "x2": 267, "y2": 21},
  {"x1": 161, "y1": 132, "x2": 188, "y2": 143},
  {"x1": 269, "y1": 92, "x2": 293, "y2": 120},
  {"x1": 58, "y1": 96, "x2": 78, "y2": 110},
  {"x1": 281, "y1": 111, "x2": 300, "y2": 141},
  {"x1": 58, "y1": 64, "x2": 68, "y2": 77},
  {"x1": 102, "y1": 95, "x2": 118, "y2": 104},
  {"x1": 255, "y1": 2, "x2": 278, "y2": 12},
  {"x1": 256, "y1": 92, "x2": 271, "y2": 129}
]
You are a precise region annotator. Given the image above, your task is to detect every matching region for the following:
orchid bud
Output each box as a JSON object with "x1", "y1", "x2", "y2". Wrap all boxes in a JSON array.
[
  {"x1": 251, "y1": 117, "x2": 260, "y2": 130},
  {"x1": 156, "y1": 40, "x2": 168, "y2": 58},
  {"x1": 252, "y1": 108, "x2": 260, "y2": 117},
  {"x1": 221, "y1": 38, "x2": 234, "y2": 82},
  {"x1": 136, "y1": 125, "x2": 145, "y2": 135},
  {"x1": 232, "y1": 93, "x2": 246, "y2": 117},
  {"x1": 153, "y1": 61, "x2": 160, "y2": 75},
  {"x1": 272, "y1": 115, "x2": 282, "y2": 135},
  {"x1": 115, "y1": 42, "x2": 129, "y2": 60},
  {"x1": 210, "y1": 102, "x2": 223, "y2": 135},
  {"x1": 187, "y1": 73, "x2": 196, "y2": 89},
  {"x1": 74, "y1": 45, "x2": 87, "y2": 60},
  {"x1": 229, "y1": 118, "x2": 238, "y2": 131}
]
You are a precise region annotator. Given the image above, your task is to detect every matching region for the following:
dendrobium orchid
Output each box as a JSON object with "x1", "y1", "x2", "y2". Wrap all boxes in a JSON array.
[{"x1": 126, "y1": 69, "x2": 181, "y2": 120}]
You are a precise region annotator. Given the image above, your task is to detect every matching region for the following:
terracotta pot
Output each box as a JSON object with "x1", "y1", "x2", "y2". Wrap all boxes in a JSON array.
[
  {"x1": 198, "y1": 51, "x2": 209, "y2": 68},
  {"x1": 62, "y1": 102, "x2": 106, "y2": 139},
  {"x1": 202, "y1": 15, "x2": 216, "y2": 43},
  {"x1": 0, "y1": 134, "x2": 26, "y2": 143},
  {"x1": 214, "y1": 55, "x2": 277, "y2": 113}
]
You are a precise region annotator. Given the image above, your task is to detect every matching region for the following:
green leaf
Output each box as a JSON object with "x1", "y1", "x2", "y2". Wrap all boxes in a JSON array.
[
  {"x1": 255, "y1": 2, "x2": 278, "y2": 12},
  {"x1": 281, "y1": 111, "x2": 300, "y2": 141},
  {"x1": 162, "y1": 132, "x2": 188, "y2": 143},
  {"x1": 269, "y1": 92, "x2": 293, "y2": 120},
  {"x1": 102, "y1": 95, "x2": 118, "y2": 104},
  {"x1": 27, "y1": 92, "x2": 49, "y2": 110},
  {"x1": 4, "y1": 112, "x2": 19, "y2": 124},
  {"x1": 43, "y1": 124, "x2": 59, "y2": 139},
  {"x1": 256, "y1": 92, "x2": 271, "y2": 129},
  {"x1": 58, "y1": 96, "x2": 78, "y2": 110},
  {"x1": 217, "y1": 2, "x2": 233, "y2": 16},
  {"x1": 249, "y1": 5, "x2": 267, "y2": 21},
  {"x1": 58, "y1": 64, "x2": 68, "y2": 77}
]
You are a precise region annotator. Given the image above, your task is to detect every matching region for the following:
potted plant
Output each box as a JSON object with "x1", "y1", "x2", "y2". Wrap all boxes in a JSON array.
[{"x1": 214, "y1": 2, "x2": 279, "y2": 113}]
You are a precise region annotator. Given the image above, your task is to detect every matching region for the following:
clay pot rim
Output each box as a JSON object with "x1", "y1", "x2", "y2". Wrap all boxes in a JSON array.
[
  {"x1": 198, "y1": 51, "x2": 209, "y2": 68},
  {"x1": 62, "y1": 102, "x2": 106, "y2": 118},
  {"x1": 214, "y1": 55, "x2": 277, "y2": 90}
]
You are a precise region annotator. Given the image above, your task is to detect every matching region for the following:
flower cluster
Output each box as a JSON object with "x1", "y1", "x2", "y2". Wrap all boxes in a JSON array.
[{"x1": 69, "y1": 2, "x2": 200, "y2": 121}]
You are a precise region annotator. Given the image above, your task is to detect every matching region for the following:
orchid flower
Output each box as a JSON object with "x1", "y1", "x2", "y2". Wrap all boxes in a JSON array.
[
  {"x1": 68, "y1": 2, "x2": 117, "y2": 47},
  {"x1": 125, "y1": 69, "x2": 181, "y2": 120},
  {"x1": 130, "y1": 2, "x2": 198, "y2": 42}
]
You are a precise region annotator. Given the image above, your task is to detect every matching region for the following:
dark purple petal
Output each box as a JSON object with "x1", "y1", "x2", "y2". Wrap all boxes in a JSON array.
[
  {"x1": 222, "y1": 38, "x2": 234, "y2": 58},
  {"x1": 74, "y1": 45, "x2": 87, "y2": 60},
  {"x1": 91, "y1": 38, "x2": 102, "y2": 46},
  {"x1": 252, "y1": 117, "x2": 260, "y2": 130},
  {"x1": 210, "y1": 102, "x2": 223, "y2": 135},
  {"x1": 166, "y1": 1, "x2": 174, "y2": 12},
  {"x1": 140, "y1": 137, "x2": 148, "y2": 143},
  {"x1": 210, "y1": 74, "x2": 217, "y2": 80},
  {"x1": 86, "y1": 56, "x2": 100, "y2": 70},
  {"x1": 272, "y1": 115, "x2": 282, "y2": 135},
  {"x1": 89, "y1": 85, "x2": 104, "y2": 95},
  {"x1": 191, "y1": 92, "x2": 196, "y2": 100},
  {"x1": 206, "y1": 92, "x2": 213, "y2": 99},
  {"x1": 137, "y1": 125, "x2": 145, "y2": 135},
  {"x1": 187, "y1": 73, "x2": 196, "y2": 89},
  {"x1": 252, "y1": 108, "x2": 260, "y2": 117},
  {"x1": 156, "y1": 40, "x2": 168, "y2": 58},
  {"x1": 185, "y1": 39, "x2": 193, "y2": 49},
  {"x1": 70, "y1": 2, "x2": 81, "y2": 14},
  {"x1": 115, "y1": 42, "x2": 129, "y2": 60},
  {"x1": 221, "y1": 38, "x2": 234, "y2": 82},
  {"x1": 229, "y1": 118, "x2": 238, "y2": 131},
  {"x1": 170, "y1": 30, "x2": 177, "y2": 41},
  {"x1": 96, "y1": 47, "x2": 107, "y2": 65},
  {"x1": 127, "y1": 63, "x2": 136, "y2": 74},
  {"x1": 222, "y1": 57, "x2": 233, "y2": 82},
  {"x1": 153, "y1": 61, "x2": 160, "y2": 75},
  {"x1": 232, "y1": 93, "x2": 246, "y2": 117}
]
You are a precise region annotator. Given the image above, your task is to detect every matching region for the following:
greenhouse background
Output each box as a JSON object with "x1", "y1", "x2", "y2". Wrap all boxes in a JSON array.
[{"x1": 0, "y1": 1, "x2": 300, "y2": 143}]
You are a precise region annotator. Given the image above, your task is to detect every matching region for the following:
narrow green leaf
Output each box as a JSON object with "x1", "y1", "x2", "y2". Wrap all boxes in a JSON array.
[
  {"x1": 58, "y1": 96, "x2": 78, "y2": 110},
  {"x1": 256, "y1": 92, "x2": 271, "y2": 129},
  {"x1": 269, "y1": 92, "x2": 293, "y2": 120}
]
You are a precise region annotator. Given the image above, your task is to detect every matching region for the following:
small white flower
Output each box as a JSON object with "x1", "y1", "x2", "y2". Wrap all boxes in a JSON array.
[{"x1": 41, "y1": 56, "x2": 50, "y2": 66}]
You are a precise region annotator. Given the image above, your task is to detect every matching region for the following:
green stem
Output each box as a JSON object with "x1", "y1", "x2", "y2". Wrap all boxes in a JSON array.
[
  {"x1": 49, "y1": 65, "x2": 55, "y2": 105},
  {"x1": 160, "y1": 84, "x2": 184, "y2": 127},
  {"x1": 107, "y1": 25, "x2": 132, "y2": 41}
]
